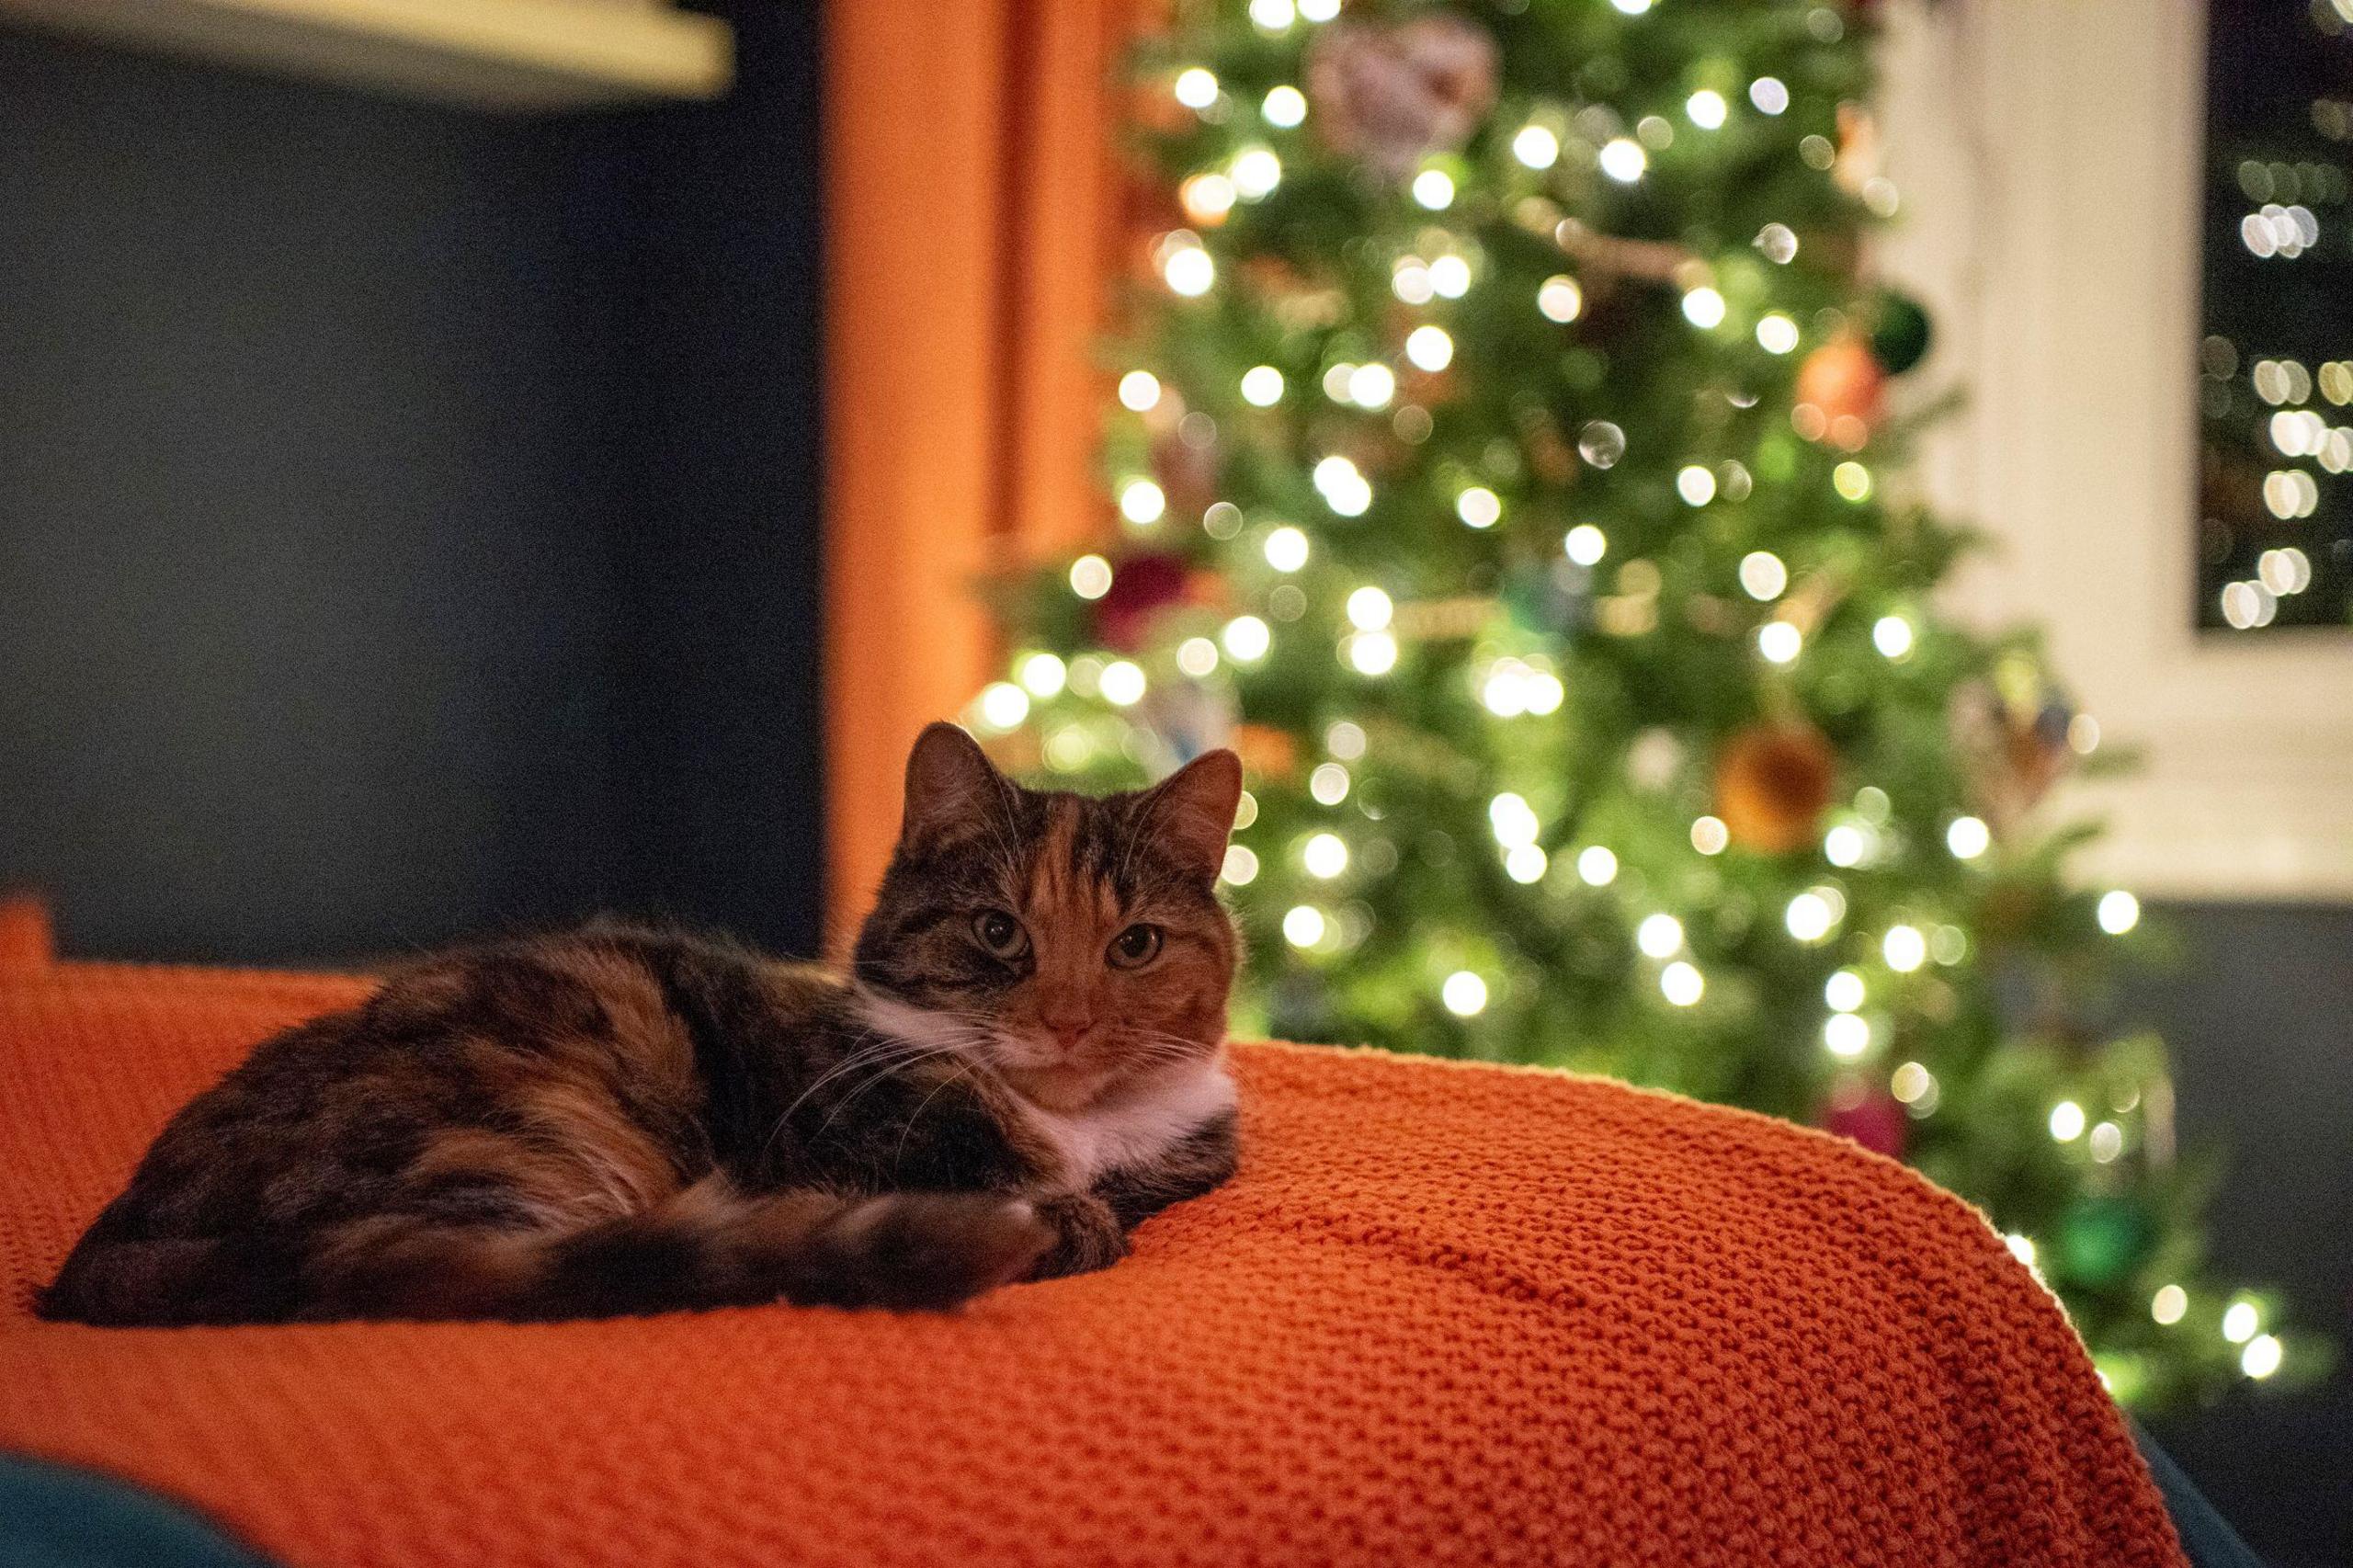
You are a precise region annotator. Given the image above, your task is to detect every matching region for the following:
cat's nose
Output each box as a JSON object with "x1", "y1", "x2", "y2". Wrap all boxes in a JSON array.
[{"x1": 1043, "y1": 1017, "x2": 1093, "y2": 1051}]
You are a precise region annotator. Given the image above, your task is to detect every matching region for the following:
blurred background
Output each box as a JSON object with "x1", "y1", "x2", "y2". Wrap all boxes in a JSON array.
[{"x1": 0, "y1": 1, "x2": 2345, "y2": 1562}]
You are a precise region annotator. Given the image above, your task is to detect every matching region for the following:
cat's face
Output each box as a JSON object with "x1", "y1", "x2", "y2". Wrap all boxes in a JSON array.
[{"x1": 853, "y1": 723, "x2": 1243, "y2": 1112}]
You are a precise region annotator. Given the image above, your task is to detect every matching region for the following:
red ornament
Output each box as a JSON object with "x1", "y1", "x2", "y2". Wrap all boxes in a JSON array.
[
  {"x1": 1091, "y1": 551, "x2": 1190, "y2": 652},
  {"x1": 1822, "y1": 1081, "x2": 1906, "y2": 1159}
]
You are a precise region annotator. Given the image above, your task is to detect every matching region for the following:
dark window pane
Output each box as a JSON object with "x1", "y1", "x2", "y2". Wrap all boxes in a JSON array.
[{"x1": 2196, "y1": 0, "x2": 2353, "y2": 632}]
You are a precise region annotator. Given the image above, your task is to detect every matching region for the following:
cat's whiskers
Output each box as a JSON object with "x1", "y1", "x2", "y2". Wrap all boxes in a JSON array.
[{"x1": 762, "y1": 1027, "x2": 972, "y2": 1164}]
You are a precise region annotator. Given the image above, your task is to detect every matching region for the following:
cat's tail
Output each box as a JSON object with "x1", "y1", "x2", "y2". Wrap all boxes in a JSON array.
[{"x1": 37, "y1": 1182, "x2": 1055, "y2": 1326}]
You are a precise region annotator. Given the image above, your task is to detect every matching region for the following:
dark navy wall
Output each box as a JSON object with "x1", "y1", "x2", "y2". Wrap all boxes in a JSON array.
[
  {"x1": 2134, "y1": 902, "x2": 2353, "y2": 1568},
  {"x1": 0, "y1": 2, "x2": 824, "y2": 961}
]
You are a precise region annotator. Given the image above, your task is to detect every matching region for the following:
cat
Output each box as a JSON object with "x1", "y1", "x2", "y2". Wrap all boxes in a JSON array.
[{"x1": 38, "y1": 723, "x2": 1245, "y2": 1326}]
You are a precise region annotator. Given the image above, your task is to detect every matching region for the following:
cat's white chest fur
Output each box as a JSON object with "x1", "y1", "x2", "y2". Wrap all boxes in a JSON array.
[
  {"x1": 1018, "y1": 1061, "x2": 1236, "y2": 1186},
  {"x1": 848, "y1": 989, "x2": 1235, "y2": 1186}
]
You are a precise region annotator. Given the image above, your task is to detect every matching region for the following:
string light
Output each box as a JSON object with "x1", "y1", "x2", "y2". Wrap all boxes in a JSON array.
[
  {"x1": 1883, "y1": 925, "x2": 1927, "y2": 972},
  {"x1": 1232, "y1": 146, "x2": 1283, "y2": 199},
  {"x1": 1404, "y1": 325, "x2": 1454, "y2": 371},
  {"x1": 1176, "y1": 637, "x2": 1219, "y2": 677},
  {"x1": 1564, "y1": 524, "x2": 1608, "y2": 564},
  {"x1": 1180, "y1": 173, "x2": 1235, "y2": 222},
  {"x1": 2243, "y1": 1335, "x2": 2283, "y2": 1379},
  {"x1": 1505, "y1": 845, "x2": 1548, "y2": 883},
  {"x1": 2006, "y1": 1234, "x2": 2039, "y2": 1268},
  {"x1": 1682, "y1": 287, "x2": 1727, "y2": 328},
  {"x1": 1297, "y1": 0, "x2": 1338, "y2": 20},
  {"x1": 1018, "y1": 653, "x2": 1067, "y2": 698},
  {"x1": 1947, "y1": 816, "x2": 1991, "y2": 859},
  {"x1": 1412, "y1": 169, "x2": 1456, "y2": 210},
  {"x1": 1303, "y1": 832, "x2": 1349, "y2": 879},
  {"x1": 1488, "y1": 792, "x2": 1540, "y2": 847},
  {"x1": 1309, "y1": 762, "x2": 1350, "y2": 804},
  {"x1": 1262, "y1": 525, "x2": 1309, "y2": 573},
  {"x1": 1690, "y1": 815, "x2": 1729, "y2": 855},
  {"x1": 1512, "y1": 124, "x2": 1561, "y2": 169},
  {"x1": 1824, "y1": 824, "x2": 1867, "y2": 868},
  {"x1": 1577, "y1": 846, "x2": 1619, "y2": 885},
  {"x1": 1098, "y1": 660, "x2": 1146, "y2": 707},
  {"x1": 1283, "y1": 905, "x2": 1325, "y2": 948},
  {"x1": 1347, "y1": 586, "x2": 1393, "y2": 630},
  {"x1": 2222, "y1": 1301, "x2": 2258, "y2": 1344},
  {"x1": 1676, "y1": 465, "x2": 1717, "y2": 506},
  {"x1": 1262, "y1": 85, "x2": 1306, "y2": 128},
  {"x1": 1457, "y1": 486, "x2": 1502, "y2": 528},
  {"x1": 1222, "y1": 615, "x2": 1271, "y2": 662},
  {"x1": 1825, "y1": 970, "x2": 1865, "y2": 1011},
  {"x1": 1687, "y1": 88, "x2": 1728, "y2": 129},
  {"x1": 1738, "y1": 551, "x2": 1787, "y2": 599},
  {"x1": 1442, "y1": 971, "x2": 1488, "y2": 1016},
  {"x1": 1241, "y1": 365, "x2": 1285, "y2": 405},
  {"x1": 1537, "y1": 275, "x2": 1583, "y2": 324},
  {"x1": 1598, "y1": 138, "x2": 1647, "y2": 183},
  {"x1": 1637, "y1": 913, "x2": 1684, "y2": 958},
  {"x1": 1428, "y1": 255, "x2": 1472, "y2": 297},
  {"x1": 1833, "y1": 461, "x2": 1872, "y2": 501},
  {"x1": 1119, "y1": 479, "x2": 1166, "y2": 523},
  {"x1": 1069, "y1": 555, "x2": 1113, "y2": 599},
  {"x1": 1749, "y1": 76, "x2": 1790, "y2": 115},
  {"x1": 2049, "y1": 1100, "x2": 2086, "y2": 1142},
  {"x1": 1873, "y1": 615, "x2": 1915, "y2": 658},
  {"x1": 1313, "y1": 455, "x2": 1373, "y2": 516},
  {"x1": 1347, "y1": 362, "x2": 1395, "y2": 408},
  {"x1": 1824, "y1": 1013, "x2": 1870, "y2": 1058},
  {"x1": 1247, "y1": 0, "x2": 1294, "y2": 32},
  {"x1": 976, "y1": 682, "x2": 1029, "y2": 731},
  {"x1": 1785, "y1": 892, "x2": 1834, "y2": 941},
  {"x1": 1757, "y1": 621, "x2": 1802, "y2": 664},
  {"x1": 1660, "y1": 961, "x2": 1704, "y2": 1006},
  {"x1": 1345, "y1": 631, "x2": 1398, "y2": 675},
  {"x1": 2151, "y1": 1284, "x2": 2188, "y2": 1325},
  {"x1": 1163, "y1": 242, "x2": 1214, "y2": 297},
  {"x1": 2097, "y1": 891, "x2": 2141, "y2": 935},
  {"x1": 1756, "y1": 313, "x2": 1800, "y2": 354},
  {"x1": 1118, "y1": 371, "x2": 1161, "y2": 411},
  {"x1": 1173, "y1": 67, "x2": 1219, "y2": 110}
]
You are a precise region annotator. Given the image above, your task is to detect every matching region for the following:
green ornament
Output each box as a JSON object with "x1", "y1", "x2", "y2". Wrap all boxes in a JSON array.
[
  {"x1": 2060, "y1": 1196, "x2": 2153, "y2": 1287},
  {"x1": 1870, "y1": 290, "x2": 1934, "y2": 375}
]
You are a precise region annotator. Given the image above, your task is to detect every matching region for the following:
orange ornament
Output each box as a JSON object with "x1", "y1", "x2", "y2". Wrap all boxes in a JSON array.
[
  {"x1": 1793, "y1": 333, "x2": 1885, "y2": 446},
  {"x1": 1714, "y1": 723, "x2": 1839, "y2": 855},
  {"x1": 1231, "y1": 722, "x2": 1302, "y2": 782}
]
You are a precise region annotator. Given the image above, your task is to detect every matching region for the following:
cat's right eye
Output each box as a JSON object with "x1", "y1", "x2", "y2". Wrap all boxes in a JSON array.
[{"x1": 971, "y1": 909, "x2": 1029, "y2": 960}]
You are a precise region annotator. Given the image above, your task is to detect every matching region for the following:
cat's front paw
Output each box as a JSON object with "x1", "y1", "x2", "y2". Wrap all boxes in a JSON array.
[{"x1": 1025, "y1": 1193, "x2": 1129, "y2": 1281}]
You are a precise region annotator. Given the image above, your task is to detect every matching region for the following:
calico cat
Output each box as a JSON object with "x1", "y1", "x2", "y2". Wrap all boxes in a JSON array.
[{"x1": 39, "y1": 724, "x2": 1244, "y2": 1325}]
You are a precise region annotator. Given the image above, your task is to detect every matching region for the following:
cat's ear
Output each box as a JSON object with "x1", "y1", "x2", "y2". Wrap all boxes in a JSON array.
[
  {"x1": 900, "y1": 722, "x2": 1005, "y2": 848},
  {"x1": 1141, "y1": 749, "x2": 1243, "y2": 881}
]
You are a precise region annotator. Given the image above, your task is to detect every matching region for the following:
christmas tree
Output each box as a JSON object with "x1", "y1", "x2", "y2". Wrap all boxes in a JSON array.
[{"x1": 971, "y1": 0, "x2": 2312, "y2": 1408}]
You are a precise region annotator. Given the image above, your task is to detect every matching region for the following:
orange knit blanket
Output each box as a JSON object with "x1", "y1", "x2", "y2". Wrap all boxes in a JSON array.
[{"x1": 0, "y1": 919, "x2": 2182, "y2": 1566}]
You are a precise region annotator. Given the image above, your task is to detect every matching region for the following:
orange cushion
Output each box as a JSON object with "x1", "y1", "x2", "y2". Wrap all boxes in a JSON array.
[{"x1": 0, "y1": 961, "x2": 2184, "y2": 1567}]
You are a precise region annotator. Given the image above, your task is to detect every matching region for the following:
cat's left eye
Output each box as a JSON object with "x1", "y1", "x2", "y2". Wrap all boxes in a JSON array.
[{"x1": 1108, "y1": 924, "x2": 1163, "y2": 969}]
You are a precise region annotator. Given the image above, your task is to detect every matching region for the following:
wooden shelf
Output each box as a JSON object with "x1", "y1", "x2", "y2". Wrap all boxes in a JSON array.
[{"x1": 0, "y1": 0, "x2": 733, "y2": 111}]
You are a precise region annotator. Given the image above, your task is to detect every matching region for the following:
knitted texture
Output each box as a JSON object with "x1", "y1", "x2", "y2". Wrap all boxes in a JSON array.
[{"x1": 0, "y1": 954, "x2": 2185, "y2": 1568}]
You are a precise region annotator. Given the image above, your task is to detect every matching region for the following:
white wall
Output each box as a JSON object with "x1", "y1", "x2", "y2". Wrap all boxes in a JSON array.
[{"x1": 1875, "y1": 0, "x2": 2353, "y2": 901}]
